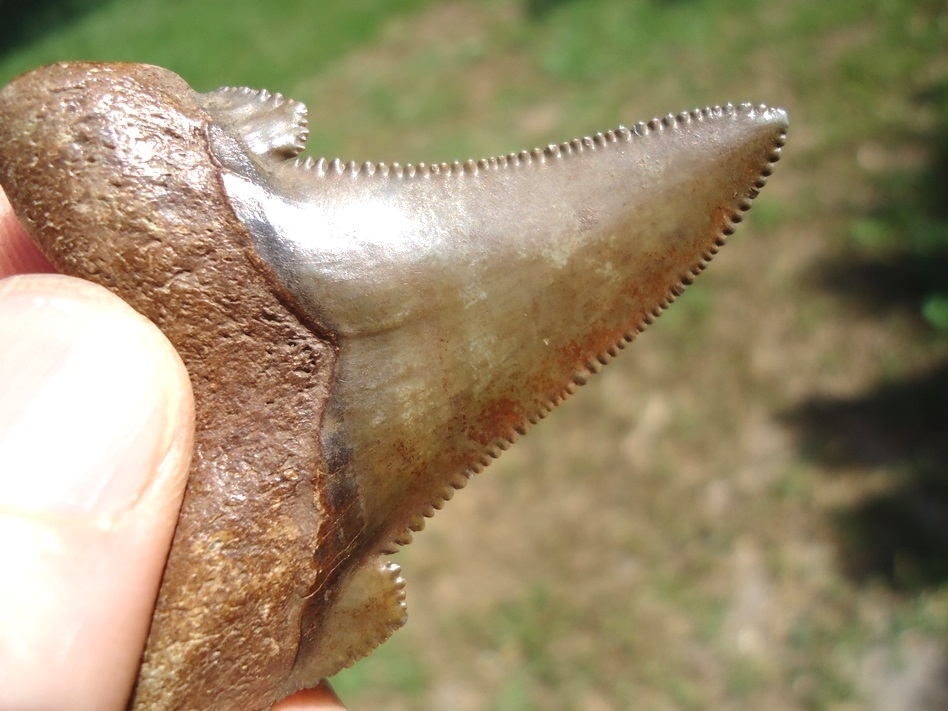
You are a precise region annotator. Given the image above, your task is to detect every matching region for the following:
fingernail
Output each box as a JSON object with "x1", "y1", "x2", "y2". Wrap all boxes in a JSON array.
[{"x1": 0, "y1": 275, "x2": 188, "y2": 522}]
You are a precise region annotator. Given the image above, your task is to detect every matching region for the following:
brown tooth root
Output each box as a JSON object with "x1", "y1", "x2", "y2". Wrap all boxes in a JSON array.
[{"x1": 0, "y1": 61, "x2": 787, "y2": 711}]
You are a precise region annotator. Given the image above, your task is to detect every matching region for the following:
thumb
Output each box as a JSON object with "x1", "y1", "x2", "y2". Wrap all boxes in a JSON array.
[{"x1": 0, "y1": 274, "x2": 194, "y2": 711}]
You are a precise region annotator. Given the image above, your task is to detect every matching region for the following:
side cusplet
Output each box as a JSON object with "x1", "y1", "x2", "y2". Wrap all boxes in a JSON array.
[
  {"x1": 207, "y1": 97, "x2": 788, "y2": 569},
  {"x1": 281, "y1": 560, "x2": 408, "y2": 698},
  {"x1": 199, "y1": 85, "x2": 310, "y2": 160}
]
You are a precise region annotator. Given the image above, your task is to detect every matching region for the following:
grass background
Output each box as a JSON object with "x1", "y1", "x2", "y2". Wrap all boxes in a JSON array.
[{"x1": 3, "y1": 1, "x2": 948, "y2": 709}]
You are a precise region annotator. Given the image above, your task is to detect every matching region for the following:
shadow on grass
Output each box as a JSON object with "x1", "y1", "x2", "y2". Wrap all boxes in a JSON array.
[
  {"x1": 524, "y1": 0, "x2": 691, "y2": 20},
  {"x1": 523, "y1": 0, "x2": 577, "y2": 19},
  {"x1": 0, "y1": 0, "x2": 110, "y2": 56},
  {"x1": 783, "y1": 80, "x2": 948, "y2": 593},
  {"x1": 783, "y1": 362, "x2": 948, "y2": 591},
  {"x1": 813, "y1": 253, "x2": 948, "y2": 324}
]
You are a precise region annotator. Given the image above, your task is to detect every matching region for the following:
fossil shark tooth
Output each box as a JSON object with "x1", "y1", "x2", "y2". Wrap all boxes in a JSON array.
[{"x1": 0, "y1": 62, "x2": 787, "y2": 711}]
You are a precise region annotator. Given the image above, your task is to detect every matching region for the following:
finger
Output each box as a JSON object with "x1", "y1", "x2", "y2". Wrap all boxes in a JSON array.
[
  {"x1": 273, "y1": 681, "x2": 348, "y2": 710},
  {"x1": 0, "y1": 274, "x2": 195, "y2": 711},
  {"x1": 0, "y1": 186, "x2": 55, "y2": 278}
]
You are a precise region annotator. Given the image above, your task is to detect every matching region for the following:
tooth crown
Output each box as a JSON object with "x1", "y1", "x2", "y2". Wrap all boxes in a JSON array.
[
  {"x1": 204, "y1": 92, "x2": 787, "y2": 563},
  {"x1": 0, "y1": 61, "x2": 787, "y2": 711}
]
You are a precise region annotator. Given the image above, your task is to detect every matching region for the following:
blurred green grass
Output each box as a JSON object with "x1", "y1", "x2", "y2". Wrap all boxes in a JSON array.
[
  {"x1": 0, "y1": 0, "x2": 431, "y2": 91},
  {"x1": 3, "y1": 1, "x2": 948, "y2": 709}
]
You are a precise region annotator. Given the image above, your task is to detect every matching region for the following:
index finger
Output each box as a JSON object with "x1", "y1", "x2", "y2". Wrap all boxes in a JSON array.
[{"x1": 272, "y1": 682, "x2": 348, "y2": 710}]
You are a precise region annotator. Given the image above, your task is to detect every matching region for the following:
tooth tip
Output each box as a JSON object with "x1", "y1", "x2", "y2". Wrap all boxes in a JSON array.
[{"x1": 764, "y1": 106, "x2": 790, "y2": 129}]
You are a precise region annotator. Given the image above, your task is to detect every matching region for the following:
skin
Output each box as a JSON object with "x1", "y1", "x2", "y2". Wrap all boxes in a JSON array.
[{"x1": 0, "y1": 187, "x2": 346, "y2": 710}]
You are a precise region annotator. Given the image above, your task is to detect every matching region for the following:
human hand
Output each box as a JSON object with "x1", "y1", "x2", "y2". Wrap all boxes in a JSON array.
[{"x1": 0, "y1": 188, "x2": 346, "y2": 710}]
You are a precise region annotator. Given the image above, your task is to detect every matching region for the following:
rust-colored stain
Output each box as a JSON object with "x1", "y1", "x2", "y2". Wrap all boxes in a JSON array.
[{"x1": 468, "y1": 396, "x2": 527, "y2": 447}]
